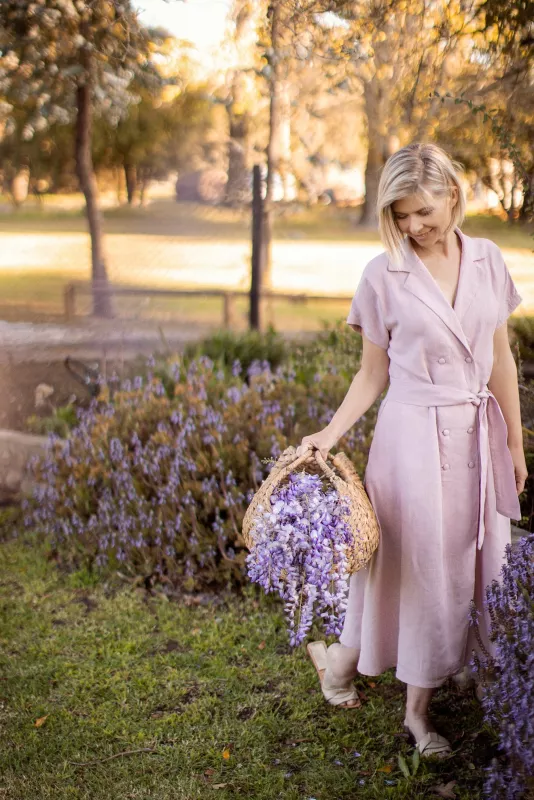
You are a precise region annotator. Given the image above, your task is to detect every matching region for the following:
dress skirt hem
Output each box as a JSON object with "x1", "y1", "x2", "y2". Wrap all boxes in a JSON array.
[{"x1": 336, "y1": 636, "x2": 467, "y2": 688}]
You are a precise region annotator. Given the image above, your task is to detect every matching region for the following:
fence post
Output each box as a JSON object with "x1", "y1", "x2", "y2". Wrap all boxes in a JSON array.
[
  {"x1": 223, "y1": 293, "x2": 236, "y2": 329},
  {"x1": 64, "y1": 283, "x2": 75, "y2": 322},
  {"x1": 250, "y1": 165, "x2": 264, "y2": 331}
]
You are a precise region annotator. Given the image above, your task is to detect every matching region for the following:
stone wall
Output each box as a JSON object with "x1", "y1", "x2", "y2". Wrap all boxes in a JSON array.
[{"x1": 0, "y1": 429, "x2": 50, "y2": 502}]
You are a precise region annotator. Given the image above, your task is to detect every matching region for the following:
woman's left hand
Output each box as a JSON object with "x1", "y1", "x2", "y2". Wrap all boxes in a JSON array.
[{"x1": 509, "y1": 444, "x2": 528, "y2": 495}]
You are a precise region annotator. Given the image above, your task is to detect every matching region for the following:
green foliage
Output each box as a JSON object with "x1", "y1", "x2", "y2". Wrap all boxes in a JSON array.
[
  {"x1": 27, "y1": 402, "x2": 78, "y2": 439},
  {"x1": 183, "y1": 326, "x2": 290, "y2": 374},
  {"x1": 93, "y1": 86, "x2": 214, "y2": 181},
  {"x1": 0, "y1": 0, "x2": 152, "y2": 135},
  {"x1": 434, "y1": 90, "x2": 534, "y2": 226},
  {"x1": 509, "y1": 316, "x2": 534, "y2": 364},
  {"x1": 398, "y1": 748, "x2": 420, "y2": 780},
  {"x1": 183, "y1": 321, "x2": 362, "y2": 384},
  {"x1": 288, "y1": 320, "x2": 363, "y2": 385}
]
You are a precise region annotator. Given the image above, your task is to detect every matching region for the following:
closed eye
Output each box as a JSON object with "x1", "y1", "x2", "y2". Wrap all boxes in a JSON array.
[{"x1": 394, "y1": 208, "x2": 433, "y2": 219}]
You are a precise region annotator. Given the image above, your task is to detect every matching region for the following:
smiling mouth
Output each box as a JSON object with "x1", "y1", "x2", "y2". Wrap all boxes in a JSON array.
[{"x1": 413, "y1": 230, "x2": 432, "y2": 239}]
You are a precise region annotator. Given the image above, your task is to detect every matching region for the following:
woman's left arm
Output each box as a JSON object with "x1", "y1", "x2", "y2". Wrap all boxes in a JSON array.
[{"x1": 488, "y1": 323, "x2": 528, "y2": 495}]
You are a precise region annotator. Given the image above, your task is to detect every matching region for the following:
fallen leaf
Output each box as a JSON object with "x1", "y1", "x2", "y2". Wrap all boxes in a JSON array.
[
  {"x1": 191, "y1": 628, "x2": 201, "y2": 635},
  {"x1": 212, "y1": 784, "x2": 228, "y2": 789},
  {"x1": 368, "y1": 681, "x2": 376, "y2": 688},
  {"x1": 431, "y1": 781, "x2": 458, "y2": 799},
  {"x1": 378, "y1": 765, "x2": 392, "y2": 773},
  {"x1": 34, "y1": 715, "x2": 49, "y2": 728},
  {"x1": 222, "y1": 749, "x2": 231, "y2": 760},
  {"x1": 204, "y1": 768, "x2": 215, "y2": 776},
  {"x1": 258, "y1": 641, "x2": 266, "y2": 650}
]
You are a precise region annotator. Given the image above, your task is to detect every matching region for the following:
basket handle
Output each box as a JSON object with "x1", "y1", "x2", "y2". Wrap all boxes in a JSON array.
[
  {"x1": 313, "y1": 449, "x2": 340, "y2": 481},
  {"x1": 331, "y1": 452, "x2": 364, "y2": 489},
  {"x1": 260, "y1": 445, "x2": 343, "y2": 504},
  {"x1": 258, "y1": 446, "x2": 317, "y2": 500},
  {"x1": 278, "y1": 448, "x2": 362, "y2": 490}
]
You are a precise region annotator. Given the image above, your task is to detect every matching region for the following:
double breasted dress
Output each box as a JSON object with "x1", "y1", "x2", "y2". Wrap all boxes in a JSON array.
[{"x1": 339, "y1": 226, "x2": 523, "y2": 688}]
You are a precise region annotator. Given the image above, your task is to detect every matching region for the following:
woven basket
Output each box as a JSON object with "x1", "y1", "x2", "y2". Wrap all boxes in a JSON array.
[{"x1": 242, "y1": 445, "x2": 380, "y2": 574}]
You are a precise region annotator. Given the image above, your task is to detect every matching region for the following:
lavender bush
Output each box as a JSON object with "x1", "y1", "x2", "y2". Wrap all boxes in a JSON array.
[
  {"x1": 470, "y1": 534, "x2": 534, "y2": 800},
  {"x1": 246, "y1": 471, "x2": 353, "y2": 646},
  {"x1": 24, "y1": 354, "x2": 376, "y2": 591}
]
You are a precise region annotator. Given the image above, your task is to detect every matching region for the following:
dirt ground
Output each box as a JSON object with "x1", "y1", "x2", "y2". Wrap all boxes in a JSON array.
[{"x1": 0, "y1": 326, "x2": 207, "y2": 431}]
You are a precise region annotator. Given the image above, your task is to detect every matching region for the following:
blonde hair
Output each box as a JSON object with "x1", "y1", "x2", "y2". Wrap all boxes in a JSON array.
[{"x1": 377, "y1": 143, "x2": 466, "y2": 268}]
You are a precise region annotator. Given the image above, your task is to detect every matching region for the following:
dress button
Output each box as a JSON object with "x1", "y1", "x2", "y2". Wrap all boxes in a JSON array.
[
  {"x1": 468, "y1": 461, "x2": 475, "y2": 468},
  {"x1": 465, "y1": 356, "x2": 473, "y2": 363},
  {"x1": 438, "y1": 357, "x2": 446, "y2": 364},
  {"x1": 442, "y1": 463, "x2": 450, "y2": 471},
  {"x1": 467, "y1": 426, "x2": 474, "y2": 434},
  {"x1": 442, "y1": 429, "x2": 450, "y2": 436}
]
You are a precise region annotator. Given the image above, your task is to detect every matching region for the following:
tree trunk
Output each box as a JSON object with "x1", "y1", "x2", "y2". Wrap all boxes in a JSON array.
[
  {"x1": 10, "y1": 166, "x2": 30, "y2": 207},
  {"x1": 250, "y1": 165, "x2": 264, "y2": 331},
  {"x1": 262, "y1": 0, "x2": 285, "y2": 290},
  {"x1": 124, "y1": 162, "x2": 138, "y2": 205},
  {"x1": 138, "y1": 166, "x2": 152, "y2": 207},
  {"x1": 519, "y1": 171, "x2": 534, "y2": 223},
  {"x1": 225, "y1": 74, "x2": 251, "y2": 207},
  {"x1": 276, "y1": 80, "x2": 292, "y2": 201},
  {"x1": 75, "y1": 75, "x2": 113, "y2": 319},
  {"x1": 360, "y1": 81, "x2": 385, "y2": 228}
]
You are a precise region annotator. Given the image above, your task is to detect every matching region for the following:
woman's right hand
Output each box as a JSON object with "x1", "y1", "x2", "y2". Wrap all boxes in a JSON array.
[{"x1": 295, "y1": 428, "x2": 337, "y2": 460}]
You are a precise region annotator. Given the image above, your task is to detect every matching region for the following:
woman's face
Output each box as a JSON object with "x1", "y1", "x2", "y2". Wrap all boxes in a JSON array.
[{"x1": 391, "y1": 186, "x2": 458, "y2": 245}]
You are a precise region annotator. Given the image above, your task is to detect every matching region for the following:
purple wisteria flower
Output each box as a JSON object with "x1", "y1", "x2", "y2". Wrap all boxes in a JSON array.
[
  {"x1": 469, "y1": 534, "x2": 534, "y2": 799},
  {"x1": 246, "y1": 471, "x2": 353, "y2": 647}
]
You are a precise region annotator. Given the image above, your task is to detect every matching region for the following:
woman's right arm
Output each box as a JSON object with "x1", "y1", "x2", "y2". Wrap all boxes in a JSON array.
[{"x1": 296, "y1": 335, "x2": 390, "y2": 458}]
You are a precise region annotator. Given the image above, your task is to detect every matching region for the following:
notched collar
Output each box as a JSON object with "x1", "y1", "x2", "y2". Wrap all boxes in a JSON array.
[{"x1": 387, "y1": 227, "x2": 485, "y2": 356}]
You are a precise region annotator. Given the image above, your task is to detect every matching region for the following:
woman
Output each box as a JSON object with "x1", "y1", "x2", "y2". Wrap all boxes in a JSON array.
[{"x1": 296, "y1": 143, "x2": 528, "y2": 758}]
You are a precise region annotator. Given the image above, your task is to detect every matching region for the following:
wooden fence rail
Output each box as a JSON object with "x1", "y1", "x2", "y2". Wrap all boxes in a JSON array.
[{"x1": 63, "y1": 281, "x2": 353, "y2": 328}]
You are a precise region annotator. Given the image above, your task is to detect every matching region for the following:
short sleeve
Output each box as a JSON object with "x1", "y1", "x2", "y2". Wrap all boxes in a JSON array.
[
  {"x1": 495, "y1": 251, "x2": 522, "y2": 329},
  {"x1": 346, "y1": 276, "x2": 390, "y2": 350}
]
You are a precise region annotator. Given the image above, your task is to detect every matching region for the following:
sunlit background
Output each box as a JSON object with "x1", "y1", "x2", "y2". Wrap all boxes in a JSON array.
[{"x1": 0, "y1": 0, "x2": 532, "y2": 401}]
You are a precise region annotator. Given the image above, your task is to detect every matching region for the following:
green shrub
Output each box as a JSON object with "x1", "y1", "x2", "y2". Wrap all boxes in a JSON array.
[
  {"x1": 25, "y1": 353, "x2": 376, "y2": 591},
  {"x1": 182, "y1": 326, "x2": 289, "y2": 375}
]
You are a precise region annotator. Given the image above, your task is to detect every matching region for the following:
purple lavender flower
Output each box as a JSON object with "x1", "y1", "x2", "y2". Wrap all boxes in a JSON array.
[{"x1": 23, "y1": 340, "x2": 374, "y2": 598}]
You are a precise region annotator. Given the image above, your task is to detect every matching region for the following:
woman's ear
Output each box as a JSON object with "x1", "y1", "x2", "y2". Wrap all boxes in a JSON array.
[{"x1": 450, "y1": 185, "x2": 459, "y2": 207}]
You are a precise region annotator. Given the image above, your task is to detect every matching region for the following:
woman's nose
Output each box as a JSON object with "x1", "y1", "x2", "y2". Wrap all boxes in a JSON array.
[{"x1": 409, "y1": 222, "x2": 425, "y2": 235}]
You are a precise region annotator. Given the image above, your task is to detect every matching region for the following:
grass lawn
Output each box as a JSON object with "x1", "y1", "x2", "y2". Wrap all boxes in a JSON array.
[
  {"x1": 0, "y1": 201, "x2": 532, "y2": 328},
  {"x1": 0, "y1": 535, "x2": 498, "y2": 800}
]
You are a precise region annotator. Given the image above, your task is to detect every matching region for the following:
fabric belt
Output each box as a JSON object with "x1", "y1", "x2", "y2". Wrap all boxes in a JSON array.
[{"x1": 385, "y1": 381, "x2": 520, "y2": 550}]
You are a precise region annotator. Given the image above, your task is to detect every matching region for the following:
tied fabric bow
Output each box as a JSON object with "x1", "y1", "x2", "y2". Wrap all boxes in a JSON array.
[
  {"x1": 469, "y1": 388, "x2": 491, "y2": 549},
  {"x1": 386, "y1": 381, "x2": 521, "y2": 549}
]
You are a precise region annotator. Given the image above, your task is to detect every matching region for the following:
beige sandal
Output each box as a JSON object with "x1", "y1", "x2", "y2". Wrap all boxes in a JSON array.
[
  {"x1": 307, "y1": 641, "x2": 361, "y2": 708},
  {"x1": 403, "y1": 720, "x2": 452, "y2": 758}
]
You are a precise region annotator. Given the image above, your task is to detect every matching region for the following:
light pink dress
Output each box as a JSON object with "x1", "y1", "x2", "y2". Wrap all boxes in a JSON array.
[{"x1": 339, "y1": 226, "x2": 522, "y2": 688}]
